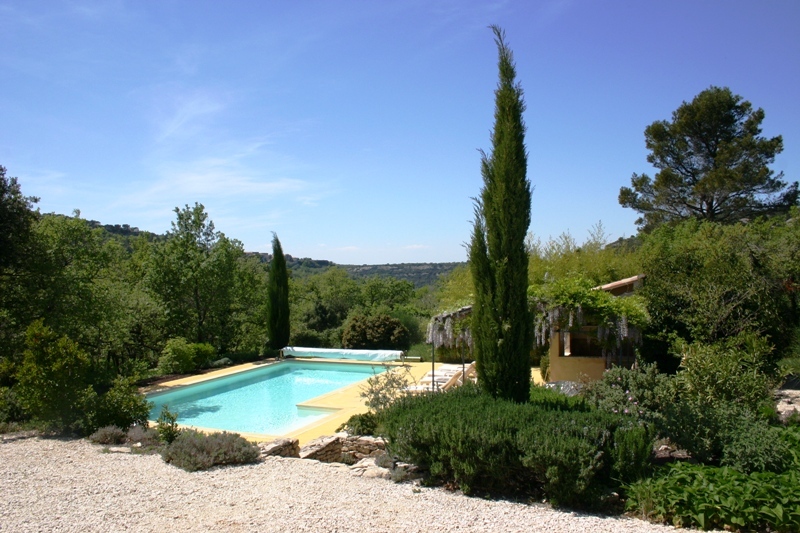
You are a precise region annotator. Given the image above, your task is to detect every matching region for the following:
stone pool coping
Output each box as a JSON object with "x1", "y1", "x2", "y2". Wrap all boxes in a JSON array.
[{"x1": 142, "y1": 359, "x2": 434, "y2": 445}]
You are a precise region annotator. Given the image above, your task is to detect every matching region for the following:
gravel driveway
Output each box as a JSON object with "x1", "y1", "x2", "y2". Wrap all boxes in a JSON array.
[{"x1": 0, "y1": 435, "x2": 680, "y2": 532}]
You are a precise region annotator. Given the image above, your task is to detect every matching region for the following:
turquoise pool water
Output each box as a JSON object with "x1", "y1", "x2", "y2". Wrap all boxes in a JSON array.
[{"x1": 147, "y1": 361, "x2": 386, "y2": 436}]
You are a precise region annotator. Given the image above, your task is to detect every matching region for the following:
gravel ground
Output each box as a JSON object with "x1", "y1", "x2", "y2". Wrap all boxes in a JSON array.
[{"x1": 0, "y1": 435, "x2": 680, "y2": 533}]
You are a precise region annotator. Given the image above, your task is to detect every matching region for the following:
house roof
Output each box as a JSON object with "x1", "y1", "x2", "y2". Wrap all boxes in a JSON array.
[{"x1": 595, "y1": 274, "x2": 645, "y2": 296}]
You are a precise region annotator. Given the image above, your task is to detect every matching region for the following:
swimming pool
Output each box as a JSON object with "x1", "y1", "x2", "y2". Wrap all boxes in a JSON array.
[{"x1": 147, "y1": 360, "x2": 387, "y2": 436}]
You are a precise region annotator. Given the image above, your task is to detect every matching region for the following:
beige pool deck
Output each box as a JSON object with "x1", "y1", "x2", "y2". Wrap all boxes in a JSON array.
[{"x1": 144, "y1": 359, "x2": 436, "y2": 445}]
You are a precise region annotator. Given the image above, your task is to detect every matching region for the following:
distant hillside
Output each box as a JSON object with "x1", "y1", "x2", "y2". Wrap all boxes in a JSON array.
[
  {"x1": 246, "y1": 252, "x2": 462, "y2": 288},
  {"x1": 83, "y1": 218, "x2": 461, "y2": 288},
  {"x1": 339, "y1": 262, "x2": 463, "y2": 288}
]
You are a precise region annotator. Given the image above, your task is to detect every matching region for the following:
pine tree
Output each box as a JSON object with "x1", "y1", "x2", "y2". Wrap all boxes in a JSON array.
[
  {"x1": 266, "y1": 233, "x2": 290, "y2": 350},
  {"x1": 469, "y1": 26, "x2": 532, "y2": 402}
]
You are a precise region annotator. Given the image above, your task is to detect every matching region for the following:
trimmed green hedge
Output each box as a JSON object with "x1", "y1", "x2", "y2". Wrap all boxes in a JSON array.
[{"x1": 380, "y1": 384, "x2": 652, "y2": 508}]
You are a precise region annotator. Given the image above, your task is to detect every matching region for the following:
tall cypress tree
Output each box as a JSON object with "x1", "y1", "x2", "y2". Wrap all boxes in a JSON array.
[
  {"x1": 266, "y1": 233, "x2": 290, "y2": 350},
  {"x1": 469, "y1": 26, "x2": 532, "y2": 402}
]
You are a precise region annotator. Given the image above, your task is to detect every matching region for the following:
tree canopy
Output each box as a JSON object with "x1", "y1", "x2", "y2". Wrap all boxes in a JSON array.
[
  {"x1": 469, "y1": 26, "x2": 532, "y2": 402},
  {"x1": 619, "y1": 86, "x2": 797, "y2": 231}
]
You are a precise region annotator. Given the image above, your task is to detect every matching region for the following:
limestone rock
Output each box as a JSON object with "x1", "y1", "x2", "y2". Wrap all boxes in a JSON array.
[
  {"x1": 259, "y1": 438, "x2": 300, "y2": 458},
  {"x1": 299, "y1": 436, "x2": 342, "y2": 463}
]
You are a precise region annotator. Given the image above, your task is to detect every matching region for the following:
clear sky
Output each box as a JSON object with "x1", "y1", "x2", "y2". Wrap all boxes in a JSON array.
[{"x1": 2, "y1": 1, "x2": 798, "y2": 264}]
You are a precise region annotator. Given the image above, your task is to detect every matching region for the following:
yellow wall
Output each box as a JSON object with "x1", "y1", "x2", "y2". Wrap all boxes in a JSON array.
[
  {"x1": 549, "y1": 355, "x2": 606, "y2": 382},
  {"x1": 548, "y1": 330, "x2": 606, "y2": 382}
]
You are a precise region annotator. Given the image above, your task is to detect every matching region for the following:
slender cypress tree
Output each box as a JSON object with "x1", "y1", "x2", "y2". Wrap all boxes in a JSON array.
[
  {"x1": 266, "y1": 233, "x2": 290, "y2": 350},
  {"x1": 469, "y1": 26, "x2": 532, "y2": 402}
]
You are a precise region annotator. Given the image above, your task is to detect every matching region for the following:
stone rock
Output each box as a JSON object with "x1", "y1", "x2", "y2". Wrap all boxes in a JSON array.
[
  {"x1": 259, "y1": 438, "x2": 300, "y2": 458},
  {"x1": 209, "y1": 357, "x2": 233, "y2": 368},
  {"x1": 299, "y1": 436, "x2": 342, "y2": 463},
  {"x1": 776, "y1": 389, "x2": 800, "y2": 423},
  {"x1": 348, "y1": 457, "x2": 391, "y2": 479},
  {"x1": 106, "y1": 447, "x2": 131, "y2": 454}
]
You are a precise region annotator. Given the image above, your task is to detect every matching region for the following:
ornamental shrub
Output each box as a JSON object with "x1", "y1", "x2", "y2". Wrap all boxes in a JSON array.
[{"x1": 162, "y1": 429, "x2": 260, "y2": 471}]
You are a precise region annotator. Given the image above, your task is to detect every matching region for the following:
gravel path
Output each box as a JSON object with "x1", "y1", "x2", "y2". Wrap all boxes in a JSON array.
[{"x1": 0, "y1": 435, "x2": 679, "y2": 532}]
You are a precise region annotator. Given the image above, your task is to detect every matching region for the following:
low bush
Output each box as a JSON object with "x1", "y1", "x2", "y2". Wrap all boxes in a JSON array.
[
  {"x1": 612, "y1": 425, "x2": 654, "y2": 483},
  {"x1": 127, "y1": 424, "x2": 161, "y2": 449},
  {"x1": 337, "y1": 412, "x2": 378, "y2": 435},
  {"x1": 720, "y1": 419, "x2": 793, "y2": 474},
  {"x1": 583, "y1": 363, "x2": 669, "y2": 423},
  {"x1": 189, "y1": 342, "x2": 216, "y2": 369},
  {"x1": 161, "y1": 429, "x2": 260, "y2": 471},
  {"x1": 157, "y1": 337, "x2": 195, "y2": 375},
  {"x1": 675, "y1": 336, "x2": 776, "y2": 412},
  {"x1": 380, "y1": 384, "x2": 652, "y2": 508},
  {"x1": 156, "y1": 405, "x2": 180, "y2": 445},
  {"x1": 89, "y1": 425, "x2": 127, "y2": 445},
  {"x1": 91, "y1": 376, "x2": 152, "y2": 432},
  {"x1": 626, "y1": 462, "x2": 800, "y2": 531},
  {"x1": 529, "y1": 384, "x2": 590, "y2": 412}
]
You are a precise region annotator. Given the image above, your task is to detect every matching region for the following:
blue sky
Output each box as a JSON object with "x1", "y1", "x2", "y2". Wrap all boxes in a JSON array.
[{"x1": 1, "y1": 1, "x2": 798, "y2": 264}]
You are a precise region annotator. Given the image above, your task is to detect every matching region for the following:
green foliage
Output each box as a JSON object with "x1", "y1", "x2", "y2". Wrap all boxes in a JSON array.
[
  {"x1": 583, "y1": 364, "x2": 669, "y2": 422},
  {"x1": 0, "y1": 386, "x2": 26, "y2": 423},
  {"x1": 530, "y1": 275, "x2": 650, "y2": 344},
  {"x1": 342, "y1": 314, "x2": 411, "y2": 351},
  {"x1": 360, "y1": 365, "x2": 413, "y2": 413},
  {"x1": 538, "y1": 354, "x2": 549, "y2": 381},
  {"x1": 89, "y1": 425, "x2": 127, "y2": 445},
  {"x1": 527, "y1": 223, "x2": 642, "y2": 287},
  {"x1": 161, "y1": 429, "x2": 260, "y2": 471},
  {"x1": 640, "y1": 220, "x2": 796, "y2": 349},
  {"x1": 0, "y1": 165, "x2": 39, "y2": 270},
  {"x1": 528, "y1": 384, "x2": 590, "y2": 412},
  {"x1": 626, "y1": 462, "x2": 800, "y2": 531},
  {"x1": 290, "y1": 267, "x2": 362, "y2": 347},
  {"x1": 721, "y1": 421, "x2": 794, "y2": 474},
  {"x1": 92, "y1": 376, "x2": 152, "y2": 432},
  {"x1": 156, "y1": 405, "x2": 180, "y2": 445},
  {"x1": 189, "y1": 342, "x2": 215, "y2": 369},
  {"x1": 147, "y1": 203, "x2": 244, "y2": 352},
  {"x1": 434, "y1": 264, "x2": 473, "y2": 312},
  {"x1": 157, "y1": 337, "x2": 195, "y2": 375},
  {"x1": 381, "y1": 385, "x2": 651, "y2": 508},
  {"x1": 337, "y1": 412, "x2": 379, "y2": 436},
  {"x1": 619, "y1": 86, "x2": 797, "y2": 231},
  {"x1": 16, "y1": 321, "x2": 95, "y2": 433},
  {"x1": 266, "y1": 233, "x2": 290, "y2": 350},
  {"x1": 675, "y1": 336, "x2": 775, "y2": 410},
  {"x1": 469, "y1": 27, "x2": 532, "y2": 403},
  {"x1": 612, "y1": 425, "x2": 654, "y2": 483}
]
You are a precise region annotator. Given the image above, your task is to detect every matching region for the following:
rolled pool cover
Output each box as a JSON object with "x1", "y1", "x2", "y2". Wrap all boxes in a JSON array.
[{"x1": 281, "y1": 346, "x2": 403, "y2": 362}]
